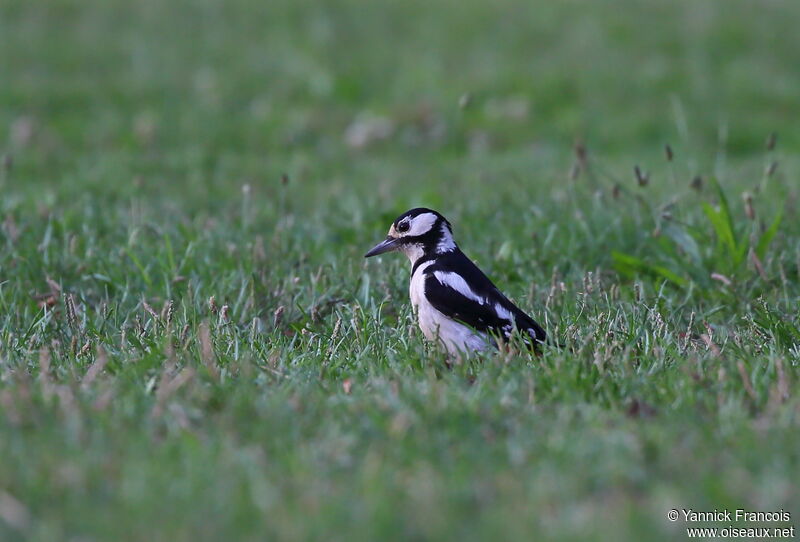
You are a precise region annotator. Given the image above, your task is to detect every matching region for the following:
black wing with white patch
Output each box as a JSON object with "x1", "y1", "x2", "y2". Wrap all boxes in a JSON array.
[
  {"x1": 423, "y1": 274, "x2": 513, "y2": 334},
  {"x1": 423, "y1": 250, "x2": 546, "y2": 345}
]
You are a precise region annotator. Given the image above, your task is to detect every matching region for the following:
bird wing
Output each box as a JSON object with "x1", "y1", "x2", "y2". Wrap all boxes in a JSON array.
[
  {"x1": 423, "y1": 273, "x2": 513, "y2": 336},
  {"x1": 423, "y1": 251, "x2": 547, "y2": 345}
]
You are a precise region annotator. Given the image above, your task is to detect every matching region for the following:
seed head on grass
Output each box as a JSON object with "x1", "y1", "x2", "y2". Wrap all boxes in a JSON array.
[
  {"x1": 711, "y1": 273, "x2": 732, "y2": 287},
  {"x1": 582, "y1": 272, "x2": 594, "y2": 295},
  {"x1": 766, "y1": 161, "x2": 778, "y2": 177},
  {"x1": 327, "y1": 316, "x2": 342, "y2": 357},
  {"x1": 749, "y1": 248, "x2": 768, "y2": 281},
  {"x1": 742, "y1": 192, "x2": 755, "y2": 221},
  {"x1": 134, "y1": 315, "x2": 145, "y2": 338},
  {"x1": 571, "y1": 141, "x2": 588, "y2": 181},
  {"x1": 143, "y1": 300, "x2": 159, "y2": 321},
  {"x1": 79, "y1": 340, "x2": 91, "y2": 357},
  {"x1": 569, "y1": 162, "x2": 580, "y2": 181},
  {"x1": 220, "y1": 304, "x2": 230, "y2": 324},
  {"x1": 609, "y1": 283, "x2": 620, "y2": 301},
  {"x1": 682, "y1": 311, "x2": 696, "y2": 352},
  {"x1": 65, "y1": 294, "x2": 78, "y2": 329},
  {"x1": 701, "y1": 331, "x2": 721, "y2": 357},
  {"x1": 574, "y1": 141, "x2": 587, "y2": 163},
  {"x1": 180, "y1": 323, "x2": 190, "y2": 346},
  {"x1": 273, "y1": 305, "x2": 285, "y2": 328},
  {"x1": 634, "y1": 165, "x2": 648, "y2": 186},
  {"x1": 765, "y1": 132, "x2": 777, "y2": 151},
  {"x1": 161, "y1": 300, "x2": 174, "y2": 325}
]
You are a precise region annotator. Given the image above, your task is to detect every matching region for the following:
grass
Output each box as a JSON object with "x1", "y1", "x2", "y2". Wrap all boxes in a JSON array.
[{"x1": 1, "y1": 0, "x2": 799, "y2": 540}]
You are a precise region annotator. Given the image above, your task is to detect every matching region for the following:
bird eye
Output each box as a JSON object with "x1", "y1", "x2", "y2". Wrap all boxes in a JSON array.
[{"x1": 396, "y1": 221, "x2": 409, "y2": 233}]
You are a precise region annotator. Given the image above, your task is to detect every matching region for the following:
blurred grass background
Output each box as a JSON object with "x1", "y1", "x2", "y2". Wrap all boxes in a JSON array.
[{"x1": 1, "y1": 0, "x2": 799, "y2": 540}]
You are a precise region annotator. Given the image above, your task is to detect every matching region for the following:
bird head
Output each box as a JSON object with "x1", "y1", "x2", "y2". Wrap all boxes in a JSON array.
[{"x1": 364, "y1": 208, "x2": 455, "y2": 261}]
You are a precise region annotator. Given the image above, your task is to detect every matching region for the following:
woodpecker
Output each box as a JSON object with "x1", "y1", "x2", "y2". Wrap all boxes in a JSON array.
[{"x1": 365, "y1": 208, "x2": 547, "y2": 355}]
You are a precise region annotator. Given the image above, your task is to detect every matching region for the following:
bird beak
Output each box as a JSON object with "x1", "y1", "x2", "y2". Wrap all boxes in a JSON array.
[{"x1": 364, "y1": 236, "x2": 399, "y2": 258}]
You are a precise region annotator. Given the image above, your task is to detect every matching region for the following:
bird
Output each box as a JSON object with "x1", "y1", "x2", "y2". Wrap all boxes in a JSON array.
[{"x1": 364, "y1": 208, "x2": 547, "y2": 356}]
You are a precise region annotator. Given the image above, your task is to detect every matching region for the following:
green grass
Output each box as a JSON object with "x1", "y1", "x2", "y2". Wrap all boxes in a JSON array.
[{"x1": 1, "y1": 0, "x2": 799, "y2": 540}]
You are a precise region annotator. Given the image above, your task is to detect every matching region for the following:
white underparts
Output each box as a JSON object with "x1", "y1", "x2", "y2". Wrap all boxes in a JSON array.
[{"x1": 410, "y1": 263, "x2": 490, "y2": 356}]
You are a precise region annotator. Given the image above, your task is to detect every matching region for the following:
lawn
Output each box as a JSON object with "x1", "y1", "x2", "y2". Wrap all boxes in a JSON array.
[{"x1": 1, "y1": 0, "x2": 799, "y2": 540}]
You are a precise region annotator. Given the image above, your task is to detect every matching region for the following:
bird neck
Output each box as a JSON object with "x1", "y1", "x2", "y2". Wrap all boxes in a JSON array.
[{"x1": 406, "y1": 243, "x2": 460, "y2": 275}]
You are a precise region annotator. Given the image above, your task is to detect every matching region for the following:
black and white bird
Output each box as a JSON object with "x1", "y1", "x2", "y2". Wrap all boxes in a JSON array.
[{"x1": 364, "y1": 208, "x2": 547, "y2": 355}]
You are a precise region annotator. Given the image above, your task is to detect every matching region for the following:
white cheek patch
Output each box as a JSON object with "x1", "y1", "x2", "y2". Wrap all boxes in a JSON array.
[
  {"x1": 433, "y1": 271, "x2": 486, "y2": 305},
  {"x1": 407, "y1": 213, "x2": 437, "y2": 236}
]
